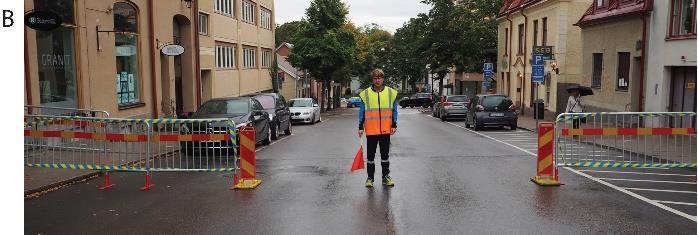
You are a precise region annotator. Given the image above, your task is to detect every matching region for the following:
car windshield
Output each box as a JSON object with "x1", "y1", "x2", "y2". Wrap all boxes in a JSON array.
[
  {"x1": 482, "y1": 96, "x2": 512, "y2": 108},
  {"x1": 289, "y1": 99, "x2": 313, "y2": 107},
  {"x1": 254, "y1": 95, "x2": 276, "y2": 109},
  {"x1": 197, "y1": 100, "x2": 249, "y2": 115},
  {"x1": 447, "y1": 96, "x2": 468, "y2": 102}
]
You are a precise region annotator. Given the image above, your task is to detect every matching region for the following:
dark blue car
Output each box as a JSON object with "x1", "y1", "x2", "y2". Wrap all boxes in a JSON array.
[{"x1": 347, "y1": 97, "x2": 362, "y2": 108}]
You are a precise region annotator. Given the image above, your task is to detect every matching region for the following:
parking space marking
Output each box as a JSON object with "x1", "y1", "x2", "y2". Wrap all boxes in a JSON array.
[
  {"x1": 624, "y1": 188, "x2": 697, "y2": 194},
  {"x1": 655, "y1": 200, "x2": 697, "y2": 206},
  {"x1": 579, "y1": 170, "x2": 696, "y2": 177},
  {"x1": 426, "y1": 116, "x2": 697, "y2": 221},
  {"x1": 256, "y1": 133, "x2": 295, "y2": 152},
  {"x1": 597, "y1": 178, "x2": 697, "y2": 185},
  {"x1": 564, "y1": 167, "x2": 697, "y2": 222}
]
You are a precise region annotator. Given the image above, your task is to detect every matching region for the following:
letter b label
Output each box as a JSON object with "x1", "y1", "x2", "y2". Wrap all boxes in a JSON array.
[{"x1": 2, "y1": 10, "x2": 13, "y2": 27}]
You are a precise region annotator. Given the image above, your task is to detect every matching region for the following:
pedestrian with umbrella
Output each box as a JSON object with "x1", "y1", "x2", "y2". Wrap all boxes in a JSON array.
[{"x1": 565, "y1": 85, "x2": 593, "y2": 129}]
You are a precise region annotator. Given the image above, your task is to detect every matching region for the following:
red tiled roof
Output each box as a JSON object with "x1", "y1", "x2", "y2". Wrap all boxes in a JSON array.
[
  {"x1": 575, "y1": 0, "x2": 652, "y2": 27},
  {"x1": 498, "y1": 0, "x2": 543, "y2": 17}
]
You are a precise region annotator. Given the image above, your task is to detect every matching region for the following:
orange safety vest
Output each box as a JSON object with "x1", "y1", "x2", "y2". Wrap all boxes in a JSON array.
[{"x1": 359, "y1": 86, "x2": 397, "y2": 136}]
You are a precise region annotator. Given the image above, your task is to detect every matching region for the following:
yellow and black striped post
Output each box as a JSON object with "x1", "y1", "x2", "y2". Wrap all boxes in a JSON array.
[
  {"x1": 531, "y1": 122, "x2": 561, "y2": 186},
  {"x1": 233, "y1": 127, "x2": 262, "y2": 189}
]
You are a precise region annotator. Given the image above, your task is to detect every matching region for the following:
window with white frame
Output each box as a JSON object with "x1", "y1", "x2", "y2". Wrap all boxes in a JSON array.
[
  {"x1": 199, "y1": 12, "x2": 209, "y2": 35},
  {"x1": 261, "y1": 49, "x2": 273, "y2": 68},
  {"x1": 216, "y1": 44, "x2": 236, "y2": 69},
  {"x1": 242, "y1": 1, "x2": 256, "y2": 24},
  {"x1": 261, "y1": 8, "x2": 272, "y2": 30},
  {"x1": 243, "y1": 47, "x2": 256, "y2": 68},
  {"x1": 214, "y1": 0, "x2": 233, "y2": 17}
]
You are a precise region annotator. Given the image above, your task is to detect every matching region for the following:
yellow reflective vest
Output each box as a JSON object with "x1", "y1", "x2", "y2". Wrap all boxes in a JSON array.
[{"x1": 358, "y1": 86, "x2": 398, "y2": 136}]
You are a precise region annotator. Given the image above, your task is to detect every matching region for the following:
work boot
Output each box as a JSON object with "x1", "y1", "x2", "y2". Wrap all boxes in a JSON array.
[
  {"x1": 382, "y1": 176, "x2": 395, "y2": 186},
  {"x1": 365, "y1": 178, "x2": 374, "y2": 188}
]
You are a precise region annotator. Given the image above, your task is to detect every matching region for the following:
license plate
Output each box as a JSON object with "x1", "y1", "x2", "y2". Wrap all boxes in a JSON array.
[{"x1": 490, "y1": 113, "x2": 505, "y2": 117}]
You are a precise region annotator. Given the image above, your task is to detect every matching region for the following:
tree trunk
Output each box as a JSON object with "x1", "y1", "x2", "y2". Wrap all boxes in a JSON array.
[
  {"x1": 438, "y1": 74, "x2": 444, "y2": 96},
  {"x1": 325, "y1": 81, "x2": 332, "y2": 111},
  {"x1": 319, "y1": 81, "x2": 325, "y2": 112}
]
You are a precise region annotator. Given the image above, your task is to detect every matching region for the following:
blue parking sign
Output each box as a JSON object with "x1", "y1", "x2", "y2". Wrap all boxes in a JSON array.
[{"x1": 532, "y1": 54, "x2": 544, "y2": 83}]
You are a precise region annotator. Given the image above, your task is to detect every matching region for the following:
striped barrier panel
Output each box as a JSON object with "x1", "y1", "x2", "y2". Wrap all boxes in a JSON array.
[
  {"x1": 233, "y1": 126, "x2": 261, "y2": 189},
  {"x1": 531, "y1": 122, "x2": 561, "y2": 186},
  {"x1": 554, "y1": 112, "x2": 696, "y2": 169}
]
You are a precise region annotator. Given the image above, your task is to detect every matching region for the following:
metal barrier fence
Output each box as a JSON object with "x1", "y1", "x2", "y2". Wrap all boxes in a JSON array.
[
  {"x1": 24, "y1": 115, "x2": 240, "y2": 174},
  {"x1": 554, "y1": 112, "x2": 697, "y2": 168},
  {"x1": 24, "y1": 105, "x2": 110, "y2": 118}
]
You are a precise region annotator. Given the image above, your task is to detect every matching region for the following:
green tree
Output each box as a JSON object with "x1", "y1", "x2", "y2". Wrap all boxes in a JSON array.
[
  {"x1": 385, "y1": 14, "x2": 430, "y2": 93},
  {"x1": 288, "y1": 0, "x2": 356, "y2": 111},
  {"x1": 275, "y1": 21, "x2": 303, "y2": 46}
]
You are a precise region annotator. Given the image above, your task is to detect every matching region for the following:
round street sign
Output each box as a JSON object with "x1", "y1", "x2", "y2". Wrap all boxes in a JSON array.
[
  {"x1": 25, "y1": 11, "x2": 62, "y2": 31},
  {"x1": 161, "y1": 44, "x2": 185, "y2": 56}
]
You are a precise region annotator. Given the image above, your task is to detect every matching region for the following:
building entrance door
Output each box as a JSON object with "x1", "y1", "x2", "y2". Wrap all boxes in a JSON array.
[{"x1": 670, "y1": 66, "x2": 696, "y2": 128}]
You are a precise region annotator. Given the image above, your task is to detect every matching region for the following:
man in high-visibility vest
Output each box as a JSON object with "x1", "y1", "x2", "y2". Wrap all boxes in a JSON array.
[{"x1": 358, "y1": 69, "x2": 398, "y2": 187}]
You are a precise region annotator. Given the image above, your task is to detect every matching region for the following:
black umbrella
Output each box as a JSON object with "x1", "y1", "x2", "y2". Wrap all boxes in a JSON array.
[{"x1": 566, "y1": 85, "x2": 594, "y2": 96}]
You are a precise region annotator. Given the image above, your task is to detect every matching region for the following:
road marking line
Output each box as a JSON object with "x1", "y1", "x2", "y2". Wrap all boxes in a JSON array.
[
  {"x1": 256, "y1": 133, "x2": 294, "y2": 152},
  {"x1": 596, "y1": 178, "x2": 697, "y2": 185},
  {"x1": 427, "y1": 115, "x2": 537, "y2": 156},
  {"x1": 654, "y1": 200, "x2": 697, "y2": 206},
  {"x1": 579, "y1": 170, "x2": 697, "y2": 177},
  {"x1": 429, "y1": 112, "x2": 698, "y2": 221},
  {"x1": 624, "y1": 188, "x2": 697, "y2": 194},
  {"x1": 564, "y1": 167, "x2": 697, "y2": 222}
]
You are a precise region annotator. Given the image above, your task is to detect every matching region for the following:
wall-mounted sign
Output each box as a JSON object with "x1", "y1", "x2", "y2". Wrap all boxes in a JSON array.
[
  {"x1": 116, "y1": 45, "x2": 137, "y2": 57},
  {"x1": 25, "y1": 11, "x2": 62, "y2": 31},
  {"x1": 532, "y1": 46, "x2": 554, "y2": 60},
  {"x1": 161, "y1": 44, "x2": 185, "y2": 56}
]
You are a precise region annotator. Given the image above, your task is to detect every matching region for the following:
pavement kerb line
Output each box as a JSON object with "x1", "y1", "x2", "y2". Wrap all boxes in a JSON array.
[
  {"x1": 596, "y1": 178, "x2": 697, "y2": 185},
  {"x1": 256, "y1": 133, "x2": 294, "y2": 152},
  {"x1": 423, "y1": 113, "x2": 698, "y2": 222},
  {"x1": 564, "y1": 167, "x2": 697, "y2": 222}
]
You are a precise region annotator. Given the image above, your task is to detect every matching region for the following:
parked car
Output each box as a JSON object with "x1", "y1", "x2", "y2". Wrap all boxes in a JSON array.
[
  {"x1": 434, "y1": 95, "x2": 470, "y2": 121},
  {"x1": 399, "y1": 93, "x2": 433, "y2": 108},
  {"x1": 180, "y1": 97, "x2": 272, "y2": 155},
  {"x1": 241, "y1": 93, "x2": 292, "y2": 140},
  {"x1": 347, "y1": 97, "x2": 362, "y2": 108},
  {"x1": 288, "y1": 98, "x2": 322, "y2": 124},
  {"x1": 464, "y1": 94, "x2": 517, "y2": 131}
]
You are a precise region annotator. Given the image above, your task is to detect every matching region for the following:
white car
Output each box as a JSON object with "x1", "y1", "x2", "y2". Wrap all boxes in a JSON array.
[{"x1": 288, "y1": 98, "x2": 321, "y2": 124}]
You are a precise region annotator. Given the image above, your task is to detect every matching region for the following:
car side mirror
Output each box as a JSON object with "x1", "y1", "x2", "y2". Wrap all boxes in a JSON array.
[{"x1": 313, "y1": 104, "x2": 319, "y2": 107}]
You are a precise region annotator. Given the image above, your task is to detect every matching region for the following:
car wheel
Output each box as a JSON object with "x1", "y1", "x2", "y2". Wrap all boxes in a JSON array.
[
  {"x1": 284, "y1": 121, "x2": 292, "y2": 135},
  {"x1": 261, "y1": 124, "x2": 272, "y2": 145},
  {"x1": 317, "y1": 114, "x2": 322, "y2": 123},
  {"x1": 474, "y1": 117, "x2": 483, "y2": 131},
  {"x1": 271, "y1": 122, "x2": 280, "y2": 140},
  {"x1": 401, "y1": 106, "x2": 406, "y2": 109},
  {"x1": 440, "y1": 112, "x2": 447, "y2": 122},
  {"x1": 311, "y1": 114, "x2": 316, "y2": 125},
  {"x1": 510, "y1": 123, "x2": 517, "y2": 131},
  {"x1": 179, "y1": 141, "x2": 193, "y2": 156},
  {"x1": 410, "y1": 106, "x2": 414, "y2": 108}
]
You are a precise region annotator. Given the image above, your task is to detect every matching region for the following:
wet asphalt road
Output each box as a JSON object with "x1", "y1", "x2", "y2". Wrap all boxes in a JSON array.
[{"x1": 25, "y1": 108, "x2": 696, "y2": 234}]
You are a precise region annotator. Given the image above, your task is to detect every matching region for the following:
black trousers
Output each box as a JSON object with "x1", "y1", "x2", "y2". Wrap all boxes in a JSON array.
[{"x1": 366, "y1": 134, "x2": 391, "y2": 179}]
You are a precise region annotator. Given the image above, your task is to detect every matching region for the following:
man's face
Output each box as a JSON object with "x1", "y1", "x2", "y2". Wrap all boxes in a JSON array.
[{"x1": 372, "y1": 74, "x2": 384, "y2": 87}]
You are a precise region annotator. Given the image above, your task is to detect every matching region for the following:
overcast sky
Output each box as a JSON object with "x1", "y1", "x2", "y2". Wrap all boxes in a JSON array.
[{"x1": 275, "y1": 0, "x2": 431, "y2": 33}]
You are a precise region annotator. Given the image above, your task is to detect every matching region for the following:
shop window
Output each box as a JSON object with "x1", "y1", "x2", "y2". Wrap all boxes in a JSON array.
[
  {"x1": 114, "y1": 2, "x2": 141, "y2": 106},
  {"x1": 670, "y1": 0, "x2": 696, "y2": 38},
  {"x1": 34, "y1": 0, "x2": 77, "y2": 108}
]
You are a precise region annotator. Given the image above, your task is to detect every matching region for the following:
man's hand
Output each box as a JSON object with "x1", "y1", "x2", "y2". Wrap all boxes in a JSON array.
[
  {"x1": 358, "y1": 129, "x2": 364, "y2": 137},
  {"x1": 390, "y1": 128, "x2": 396, "y2": 135}
]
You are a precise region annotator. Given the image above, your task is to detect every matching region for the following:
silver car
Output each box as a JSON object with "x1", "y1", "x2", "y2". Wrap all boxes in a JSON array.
[
  {"x1": 288, "y1": 98, "x2": 322, "y2": 124},
  {"x1": 436, "y1": 95, "x2": 469, "y2": 121}
]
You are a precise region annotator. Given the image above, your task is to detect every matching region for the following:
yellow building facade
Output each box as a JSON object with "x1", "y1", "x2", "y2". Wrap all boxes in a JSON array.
[{"x1": 496, "y1": 0, "x2": 590, "y2": 115}]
